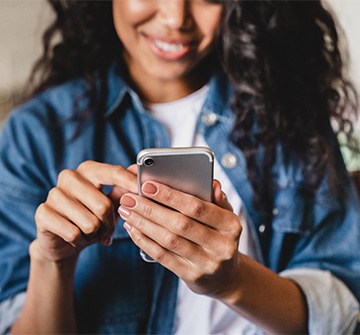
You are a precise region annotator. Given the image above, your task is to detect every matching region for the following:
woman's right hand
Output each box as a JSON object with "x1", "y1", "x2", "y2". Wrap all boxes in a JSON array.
[{"x1": 32, "y1": 161, "x2": 138, "y2": 263}]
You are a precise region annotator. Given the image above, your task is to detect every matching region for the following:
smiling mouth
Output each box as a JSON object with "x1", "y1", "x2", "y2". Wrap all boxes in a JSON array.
[
  {"x1": 145, "y1": 35, "x2": 193, "y2": 60},
  {"x1": 153, "y1": 39, "x2": 186, "y2": 52}
]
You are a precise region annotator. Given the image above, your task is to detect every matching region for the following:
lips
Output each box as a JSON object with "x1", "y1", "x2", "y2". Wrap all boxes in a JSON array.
[
  {"x1": 153, "y1": 39, "x2": 185, "y2": 53},
  {"x1": 144, "y1": 34, "x2": 194, "y2": 60}
]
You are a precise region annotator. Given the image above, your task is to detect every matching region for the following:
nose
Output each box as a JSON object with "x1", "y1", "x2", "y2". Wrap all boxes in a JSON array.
[{"x1": 158, "y1": 0, "x2": 192, "y2": 30}]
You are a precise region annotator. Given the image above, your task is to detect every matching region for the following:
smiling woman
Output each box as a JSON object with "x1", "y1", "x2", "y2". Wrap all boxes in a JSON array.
[
  {"x1": 112, "y1": 0, "x2": 222, "y2": 102},
  {"x1": 1, "y1": 0, "x2": 360, "y2": 334}
]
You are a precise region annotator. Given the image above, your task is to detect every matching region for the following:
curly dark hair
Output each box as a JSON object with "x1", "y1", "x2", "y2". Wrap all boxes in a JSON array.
[
  {"x1": 28, "y1": 0, "x2": 358, "y2": 214},
  {"x1": 221, "y1": 0, "x2": 359, "y2": 212}
]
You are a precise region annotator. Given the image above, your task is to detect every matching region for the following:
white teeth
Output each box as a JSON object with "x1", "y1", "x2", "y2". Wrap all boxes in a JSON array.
[{"x1": 153, "y1": 39, "x2": 185, "y2": 52}]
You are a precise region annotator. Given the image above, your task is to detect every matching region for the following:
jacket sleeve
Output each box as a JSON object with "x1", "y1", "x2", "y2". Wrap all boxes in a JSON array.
[
  {"x1": 267, "y1": 130, "x2": 360, "y2": 333},
  {"x1": 0, "y1": 108, "x2": 50, "y2": 305},
  {"x1": 0, "y1": 292, "x2": 26, "y2": 334},
  {"x1": 281, "y1": 268, "x2": 359, "y2": 334}
]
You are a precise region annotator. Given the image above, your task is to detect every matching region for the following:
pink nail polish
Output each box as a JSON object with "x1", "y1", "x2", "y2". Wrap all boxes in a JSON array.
[
  {"x1": 142, "y1": 182, "x2": 158, "y2": 195},
  {"x1": 118, "y1": 206, "x2": 130, "y2": 218},
  {"x1": 121, "y1": 195, "x2": 136, "y2": 208},
  {"x1": 123, "y1": 222, "x2": 132, "y2": 233}
]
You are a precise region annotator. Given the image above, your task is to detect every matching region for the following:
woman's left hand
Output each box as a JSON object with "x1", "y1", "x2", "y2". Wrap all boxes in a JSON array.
[{"x1": 118, "y1": 179, "x2": 243, "y2": 301}]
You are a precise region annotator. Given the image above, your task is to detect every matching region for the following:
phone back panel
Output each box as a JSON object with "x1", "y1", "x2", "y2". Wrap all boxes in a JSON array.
[{"x1": 137, "y1": 148, "x2": 214, "y2": 202}]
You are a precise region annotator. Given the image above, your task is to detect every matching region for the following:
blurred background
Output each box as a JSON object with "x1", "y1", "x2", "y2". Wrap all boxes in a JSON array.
[{"x1": 1, "y1": 0, "x2": 360, "y2": 129}]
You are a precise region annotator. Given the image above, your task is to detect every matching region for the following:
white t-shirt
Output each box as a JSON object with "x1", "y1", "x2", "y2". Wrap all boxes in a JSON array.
[{"x1": 147, "y1": 86, "x2": 258, "y2": 334}]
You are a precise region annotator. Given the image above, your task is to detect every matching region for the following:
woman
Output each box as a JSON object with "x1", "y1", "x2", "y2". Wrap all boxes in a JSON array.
[{"x1": 0, "y1": 0, "x2": 359, "y2": 333}]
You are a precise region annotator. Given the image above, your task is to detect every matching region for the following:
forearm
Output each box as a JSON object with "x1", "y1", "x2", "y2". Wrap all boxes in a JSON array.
[
  {"x1": 223, "y1": 254, "x2": 308, "y2": 334},
  {"x1": 11, "y1": 241, "x2": 78, "y2": 334}
]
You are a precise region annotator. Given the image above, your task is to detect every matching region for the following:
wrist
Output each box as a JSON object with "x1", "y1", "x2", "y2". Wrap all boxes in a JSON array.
[
  {"x1": 29, "y1": 240, "x2": 78, "y2": 275},
  {"x1": 219, "y1": 253, "x2": 247, "y2": 306}
]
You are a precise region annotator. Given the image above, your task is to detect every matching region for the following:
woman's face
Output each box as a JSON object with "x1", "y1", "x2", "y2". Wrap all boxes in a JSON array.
[{"x1": 112, "y1": 0, "x2": 222, "y2": 98}]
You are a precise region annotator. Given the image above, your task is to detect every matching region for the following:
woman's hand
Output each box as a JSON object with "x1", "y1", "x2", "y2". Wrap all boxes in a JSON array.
[
  {"x1": 33, "y1": 161, "x2": 138, "y2": 263},
  {"x1": 118, "y1": 179, "x2": 243, "y2": 301}
]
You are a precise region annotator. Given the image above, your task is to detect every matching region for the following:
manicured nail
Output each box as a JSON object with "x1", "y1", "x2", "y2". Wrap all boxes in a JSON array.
[
  {"x1": 121, "y1": 195, "x2": 136, "y2": 208},
  {"x1": 123, "y1": 222, "x2": 132, "y2": 233},
  {"x1": 118, "y1": 206, "x2": 130, "y2": 218},
  {"x1": 103, "y1": 236, "x2": 113, "y2": 246},
  {"x1": 142, "y1": 182, "x2": 158, "y2": 195}
]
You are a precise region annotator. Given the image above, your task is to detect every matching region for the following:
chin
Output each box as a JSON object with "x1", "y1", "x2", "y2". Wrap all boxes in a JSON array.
[{"x1": 153, "y1": 63, "x2": 199, "y2": 81}]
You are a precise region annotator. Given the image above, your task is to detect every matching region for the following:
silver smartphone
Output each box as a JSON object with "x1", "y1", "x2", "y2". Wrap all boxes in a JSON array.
[{"x1": 137, "y1": 146, "x2": 214, "y2": 262}]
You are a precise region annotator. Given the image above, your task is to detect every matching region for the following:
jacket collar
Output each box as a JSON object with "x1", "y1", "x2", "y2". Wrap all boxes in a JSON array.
[
  {"x1": 103, "y1": 62, "x2": 234, "y2": 119},
  {"x1": 104, "y1": 62, "x2": 130, "y2": 117}
]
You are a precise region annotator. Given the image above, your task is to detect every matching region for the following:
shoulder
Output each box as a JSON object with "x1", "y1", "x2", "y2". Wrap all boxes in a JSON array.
[
  {"x1": 12, "y1": 78, "x2": 89, "y2": 123},
  {"x1": 0, "y1": 79, "x2": 88, "y2": 157},
  {"x1": 8, "y1": 63, "x2": 128, "y2": 124},
  {"x1": 0, "y1": 78, "x2": 90, "y2": 166}
]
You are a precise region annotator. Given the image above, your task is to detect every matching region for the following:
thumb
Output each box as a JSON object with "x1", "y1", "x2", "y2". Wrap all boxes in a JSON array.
[{"x1": 212, "y1": 179, "x2": 233, "y2": 212}]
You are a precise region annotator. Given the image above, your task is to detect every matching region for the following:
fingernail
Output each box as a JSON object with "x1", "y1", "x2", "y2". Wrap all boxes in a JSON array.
[
  {"x1": 118, "y1": 206, "x2": 130, "y2": 218},
  {"x1": 142, "y1": 182, "x2": 158, "y2": 195},
  {"x1": 121, "y1": 195, "x2": 136, "y2": 208},
  {"x1": 123, "y1": 222, "x2": 132, "y2": 233},
  {"x1": 103, "y1": 236, "x2": 113, "y2": 246}
]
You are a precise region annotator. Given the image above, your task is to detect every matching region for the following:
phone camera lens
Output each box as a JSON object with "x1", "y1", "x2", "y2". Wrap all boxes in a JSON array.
[{"x1": 144, "y1": 158, "x2": 154, "y2": 166}]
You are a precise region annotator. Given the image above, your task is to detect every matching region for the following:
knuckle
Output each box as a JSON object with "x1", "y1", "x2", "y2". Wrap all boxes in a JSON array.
[
  {"x1": 204, "y1": 259, "x2": 220, "y2": 276},
  {"x1": 83, "y1": 218, "x2": 101, "y2": 235},
  {"x1": 188, "y1": 268, "x2": 206, "y2": 284},
  {"x1": 175, "y1": 216, "x2": 193, "y2": 235},
  {"x1": 58, "y1": 168, "x2": 71, "y2": 180},
  {"x1": 142, "y1": 203, "x2": 153, "y2": 218},
  {"x1": 111, "y1": 165, "x2": 125, "y2": 181},
  {"x1": 35, "y1": 203, "x2": 48, "y2": 224},
  {"x1": 229, "y1": 217, "x2": 242, "y2": 237},
  {"x1": 94, "y1": 198, "x2": 113, "y2": 218},
  {"x1": 47, "y1": 187, "x2": 61, "y2": 203},
  {"x1": 77, "y1": 160, "x2": 92, "y2": 172},
  {"x1": 35, "y1": 203, "x2": 48, "y2": 231},
  {"x1": 65, "y1": 228, "x2": 81, "y2": 244},
  {"x1": 222, "y1": 243, "x2": 237, "y2": 261},
  {"x1": 57, "y1": 169, "x2": 76, "y2": 185},
  {"x1": 152, "y1": 249, "x2": 166, "y2": 263},
  {"x1": 163, "y1": 233, "x2": 180, "y2": 251},
  {"x1": 188, "y1": 201, "x2": 205, "y2": 219},
  {"x1": 133, "y1": 216, "x2": 145, "y2": 230},
  {"x1": 132, "y1": 230, "x2": 142, "y2": 244},
  {"x1": 162, "y1": 189, "x2": 175, "y2": 204}
]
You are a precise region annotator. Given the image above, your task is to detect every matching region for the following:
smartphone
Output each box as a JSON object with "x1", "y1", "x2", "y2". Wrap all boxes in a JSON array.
[{"x1": 137, "y1": 146, "x2": 214, "y2": 262}]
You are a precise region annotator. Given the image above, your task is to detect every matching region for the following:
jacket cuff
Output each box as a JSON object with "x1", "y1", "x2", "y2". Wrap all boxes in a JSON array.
[
  {"x1": 0, "y1": 292, "x2": 26, "y2": 334},
  {"x1": 281, "y1": 268, "x2": 359, "y2": 334}
]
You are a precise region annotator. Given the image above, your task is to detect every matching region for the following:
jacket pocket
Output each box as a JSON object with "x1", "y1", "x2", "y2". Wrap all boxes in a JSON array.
[{"x1": 271, "y1": 184, "x2": 312, "y2": 235}]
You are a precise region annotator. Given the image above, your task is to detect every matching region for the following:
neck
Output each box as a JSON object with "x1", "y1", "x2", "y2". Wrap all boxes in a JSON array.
[{"x1": 125, "y1": 57, "x2": 217, "y2": 104}]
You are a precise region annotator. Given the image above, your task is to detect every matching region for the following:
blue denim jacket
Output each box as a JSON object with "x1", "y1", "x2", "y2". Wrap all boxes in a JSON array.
[{"x1": 0, "y1": 65, "x2": 359, "y2": 334}]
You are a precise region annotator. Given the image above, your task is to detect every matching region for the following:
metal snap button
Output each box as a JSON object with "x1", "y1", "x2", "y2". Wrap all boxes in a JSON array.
[
  {"x1": 258, "y1": 224, "x2": 266, "y2": 233},
  {"x1": 221, "y1": 153, "x2": 237, "y2": 169},
  {"x1": 202, "y1": 113, "x2": 217, "y2": 126},
  {"x1": 272, "y1": 208, "x2": 279, "y2": 216}
]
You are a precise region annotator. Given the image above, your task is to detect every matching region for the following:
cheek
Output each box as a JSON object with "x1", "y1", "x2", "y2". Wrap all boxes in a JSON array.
[
  {"x1": 113, "y1": 0, "x2": 155, "y2": 27},
  {"x1": 196, "y1": 9, "x2": 222, "y2": 44},
  {"x1": 112, "y1": 0, "x2": 147, "y2": 46}
]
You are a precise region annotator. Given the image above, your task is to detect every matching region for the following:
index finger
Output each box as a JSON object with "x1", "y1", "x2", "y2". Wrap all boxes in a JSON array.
[
  {"x1": 140, "y1": 181, "x2": 235, "y2": 230},
  {"x1": 77, "y1": 161, "x2": 138, "y2": 193}
]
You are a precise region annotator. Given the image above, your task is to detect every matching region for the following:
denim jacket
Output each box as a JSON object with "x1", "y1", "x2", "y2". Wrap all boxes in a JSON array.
[{"x1": 0, "y1": 64, "x2": 359, "y2": 334}]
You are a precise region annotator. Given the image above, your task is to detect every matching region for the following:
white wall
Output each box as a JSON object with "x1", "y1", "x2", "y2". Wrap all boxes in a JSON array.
[
  {"x1": 0, "y1": 0, "x2": 53, "y2": 92},
  {"x1": 326, "y1": 0, "x2": 360, "y2": 91}
]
